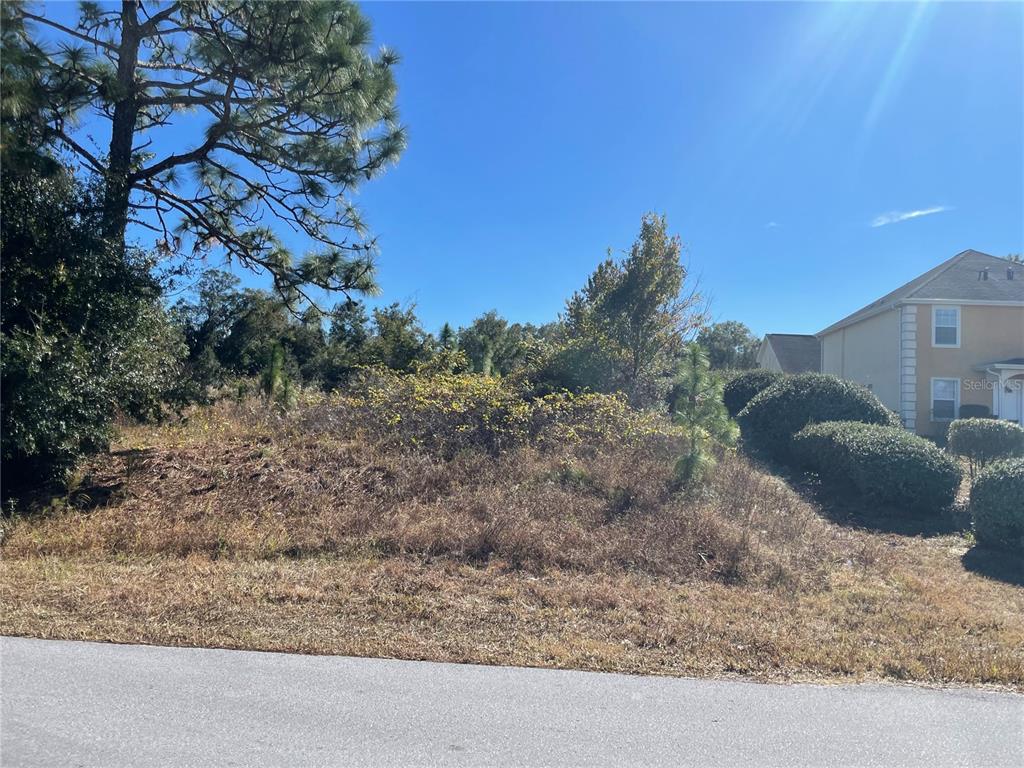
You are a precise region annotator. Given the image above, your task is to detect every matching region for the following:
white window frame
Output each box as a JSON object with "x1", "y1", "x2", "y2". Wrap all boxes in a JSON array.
[
  {"x1": 932, "y1": 305, "x2": 961, "y2": 348},
  {"x1": 930, "y1": 377, "x2": 960, "y2": 422}
]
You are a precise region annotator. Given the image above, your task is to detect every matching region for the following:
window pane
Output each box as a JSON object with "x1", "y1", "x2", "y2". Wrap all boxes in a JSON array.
[
  {"x1": 933, "y1": 400, "x2": 955, "y2": 420},
  {"x1": 935, "y1": 308, "x2": 958, "y2": 327},
  {"x1": 935, "y1": 325, "x2": 958, "y2": 345},
  {"x1": 933, "y1": 379, "x2": 956, "y2": 400}
]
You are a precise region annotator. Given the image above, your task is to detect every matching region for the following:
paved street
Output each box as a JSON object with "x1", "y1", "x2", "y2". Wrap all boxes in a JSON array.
[{"x1": 1, "y1": 636, "x2": 1021, "y2": 767}]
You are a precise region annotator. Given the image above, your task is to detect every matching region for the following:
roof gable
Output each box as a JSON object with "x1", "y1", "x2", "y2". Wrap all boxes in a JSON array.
[
  {"x1": 818, "y1": 250, "x2": 1023, "y2": 336},
  {"x1": 763, "y1": 334, "x2": 820, "y2": 373}
]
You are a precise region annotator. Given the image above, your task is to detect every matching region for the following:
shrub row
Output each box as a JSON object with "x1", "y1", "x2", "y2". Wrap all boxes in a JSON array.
[
  {"x1": 969, "y1": 458, "x2": 1024, "y2": 553},
  {"x1": 792, "y1": 421, "x2": 962, "y2": 513},
  {"x1": 737, "y1": 373, "x2": 900, "y2": 462}
]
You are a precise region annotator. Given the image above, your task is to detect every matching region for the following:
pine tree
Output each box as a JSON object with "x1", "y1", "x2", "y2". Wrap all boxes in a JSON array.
[
  {"x1": 438, "y1": 323, "x2": 457, "y2": 350},
  {"x1": 11, "y1": 0, "x2": 404, "y2": 302},
  {"x1": 670, "y1": 344, "x2": 738, "y2": 487},
  {"x1": 260, "y1": 343, "x2": 286, "y2": 402}
]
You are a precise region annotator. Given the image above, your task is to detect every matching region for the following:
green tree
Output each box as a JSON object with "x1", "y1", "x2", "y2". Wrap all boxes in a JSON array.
[
  {"x1": 302, "y1": 298, "x2": 370, "y2": 387},
  {"x1": 218, "y1": 290, "x2": 311, "y2": 378},
  {"x1": 670, "y1": 344, "x2": 738, "y2": 487},
  {"x1": 697, "y1": 321, "x2": 759, "y2": 370},
  {"x1": 365, "y1": 303, "x2": 433, "y2": 372},
  {"x1": 169, "y1": 270, "x2": 245, "y2": 393},
  {"x1": 329, "y1": 299, "x2": 371, "y2": 351},
  {"x1": 12, "y1": 0, "x2": 404, "y2": 300},
  {"x1": 559, "y1": 213, "x2": 705, "y2": 406},
  {"x1": 458, "y1": 311, "x2": 506, "y2": 375},
  {"x1": 1, "y1": 159, "x2": 185, "y2": 484},
  {"x1": 438, "y1": 322, "x2": 457, "y2": 350}
]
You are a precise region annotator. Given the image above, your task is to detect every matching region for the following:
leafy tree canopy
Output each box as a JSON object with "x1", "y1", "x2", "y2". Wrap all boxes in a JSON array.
[{"x1": 696, "y1": 320, "x2": 759, "y2": 370}]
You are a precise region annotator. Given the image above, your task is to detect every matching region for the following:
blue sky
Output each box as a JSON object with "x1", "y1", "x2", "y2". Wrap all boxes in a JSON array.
[{"x1": 45, "y1": 1, "x2": 1024, "y2": 336}]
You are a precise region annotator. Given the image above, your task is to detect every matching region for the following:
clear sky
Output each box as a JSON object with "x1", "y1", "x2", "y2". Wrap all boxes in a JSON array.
[{"x1": 44, "y1": 1, "x2": 1024, "y2": 336}]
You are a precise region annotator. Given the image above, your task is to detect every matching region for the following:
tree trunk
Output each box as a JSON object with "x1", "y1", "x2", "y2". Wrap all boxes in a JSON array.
[{"x1": 101, "y1": 0, "x2": 142, "y2": 249}]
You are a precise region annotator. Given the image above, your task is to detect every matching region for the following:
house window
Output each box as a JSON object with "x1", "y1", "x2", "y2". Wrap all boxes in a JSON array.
[
  {"x1": 932, "y1": 306, "x2": 960, "y2": 347},
  {"x1": 931, "y1": 378, "x2": 959, "y2": 421}
]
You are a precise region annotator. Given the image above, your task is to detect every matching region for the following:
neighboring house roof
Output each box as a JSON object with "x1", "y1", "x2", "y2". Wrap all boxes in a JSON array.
[
  {"x1": 761, "y1": 334, "x2": 821, "y2": 373},
  {"x1": 817, "y1": 250, "x2": 1024, "y2": 336}
]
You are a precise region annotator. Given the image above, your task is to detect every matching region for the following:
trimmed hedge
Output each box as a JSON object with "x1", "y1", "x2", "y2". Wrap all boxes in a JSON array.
[
  {"x1": 970, "y1": 458, "x2": 1024, "y2": 552},
  {"x1": 793, "y1": 421, "x2": 963, "y2": 513},
  {"x1": 737, "y1": 373, "x2": 900, "y2": 462},
  {"x1": 947, "y1": 418, "x2": 1024, "y2": 474},
  {"x1": 722, "y1": 370, "x2": 784, "y2": 417}
]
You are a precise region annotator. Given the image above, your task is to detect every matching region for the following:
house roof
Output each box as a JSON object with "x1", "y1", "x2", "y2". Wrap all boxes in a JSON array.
[
  {"x1": 762, "y1": 334, "x2": 820, "y2": 373},
  {"x1": 817, "y1": 250, "x2": 1024, "y2": 336}
]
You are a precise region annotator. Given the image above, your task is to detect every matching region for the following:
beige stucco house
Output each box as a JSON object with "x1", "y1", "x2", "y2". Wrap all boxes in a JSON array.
[{"x1": 817, "y1": 250, "x2": 1024, "y2": 437}]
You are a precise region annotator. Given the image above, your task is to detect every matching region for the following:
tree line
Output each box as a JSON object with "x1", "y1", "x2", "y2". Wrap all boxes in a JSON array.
[{"x1": 0, "y1": 1, "x2": 762, "y2": 486}]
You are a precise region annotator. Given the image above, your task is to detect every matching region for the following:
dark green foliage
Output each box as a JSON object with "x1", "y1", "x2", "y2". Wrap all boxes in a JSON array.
[
  {"x1": 304, "y1": 299, "x2": 372, "y2": 387},
  {"x1": 528, "y1": 337, "x2": 621, "y2": 397},
  {"x1": 169, "y1": 271, "x2": 246, "y2": 394},
  {"x1": 438, "y1": 323, "x2": 457, "y2": 351},
  {"x1": 168, "y1": 281, "x2": 446, "y2": 391},
  {"x1": 1, "y1": 161, "x2": 185, "y2": 484},
  {"x1": 947, "y1": 418, "x2": 1024, "y2": 477},
  {"x1": 670, "y1": 345, "x2": 738, "y2": 487},
  {"x1": 260, "y1": 343, "x2": 286, "y2": 401},
  {"x1": 364, "y1": 303, "x2": 434, "y2": 373},
  {"x1": 697, "y1": 321, "x2": 759, "y2": 370},
  {"x1": 13, "y1": 0, "x2": 404, "y2": 298},
  {"x1": 737, "y1": 373, "x2": 900, "y2": 462},
  {"x1": 457, "y1": 311, "x2": 551, "y2": 377},
  {"x1": 970, "y1": 458, "x2": 1024, "y2": 552},
  {"x1": 793, "y1": 421, "x2": 962, "y2": 514},
  {"x1": 722, "y1": 370, "x2": 785, "y2": 417}
]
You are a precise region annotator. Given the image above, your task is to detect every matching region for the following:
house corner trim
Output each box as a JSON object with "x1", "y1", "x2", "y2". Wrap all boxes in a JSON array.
[{"x1": 899, "y1": 305, "x2": 917, "y2": 431}]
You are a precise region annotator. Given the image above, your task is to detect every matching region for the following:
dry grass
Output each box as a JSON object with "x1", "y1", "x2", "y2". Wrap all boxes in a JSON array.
[{"x1": 2, "y1": 399, "x2": 1023, "y2": 688}]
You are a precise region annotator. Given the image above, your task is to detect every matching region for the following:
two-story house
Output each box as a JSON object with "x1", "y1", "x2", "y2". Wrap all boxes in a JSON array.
[{"x1": 816, "y1": 250, "x2": 1024, "y2": 437}]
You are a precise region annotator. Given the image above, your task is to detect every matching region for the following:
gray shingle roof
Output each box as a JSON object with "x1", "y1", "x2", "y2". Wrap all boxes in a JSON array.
[
  {"x1": 763, "y1": 334, "x2": 820, "y2": 373},
  {"x1": 818, "y1": 250, "x2": 1024, "y2": 336}
]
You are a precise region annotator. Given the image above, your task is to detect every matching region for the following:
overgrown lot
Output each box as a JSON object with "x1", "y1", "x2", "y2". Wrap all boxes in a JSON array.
[{"x1": 2, "y1": 384, "x2": 1023, "y2": 689}]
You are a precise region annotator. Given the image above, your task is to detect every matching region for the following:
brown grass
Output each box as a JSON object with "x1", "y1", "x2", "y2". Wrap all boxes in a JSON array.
[{"x1": 2, "y1": 399, "x2": 1023, "y2": 688}]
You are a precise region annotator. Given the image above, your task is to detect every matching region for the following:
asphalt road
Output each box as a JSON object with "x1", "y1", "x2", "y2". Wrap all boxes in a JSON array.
[{"x1": 1, "y1": 636, "x2": 1021, "y2": 767}]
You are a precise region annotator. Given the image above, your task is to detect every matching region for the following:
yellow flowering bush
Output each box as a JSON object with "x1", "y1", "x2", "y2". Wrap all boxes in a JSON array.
[{"x1": 300, "y1": 369, "x2": 684, "y2": 458}]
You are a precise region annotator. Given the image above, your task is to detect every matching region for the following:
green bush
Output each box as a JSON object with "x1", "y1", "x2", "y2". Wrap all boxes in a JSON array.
[
  {"x1": 737, "y1": 373, "x2": 900, "y2": 462},
  {"x1": 1, "y1": 163, "x2": 186, "y2": 484},
  {"x1": 793, "y1": 421, "x2": 963, "y2": 513},
  {"x1": 722, "y1": 370, "x2": 784, "y2": 417},
  {"x1": 947, "y1": 418, "x2": 1024, "y2": 476},
  {"x1": 970, "y1": 458, "x2": 1024, "y2": 552}
]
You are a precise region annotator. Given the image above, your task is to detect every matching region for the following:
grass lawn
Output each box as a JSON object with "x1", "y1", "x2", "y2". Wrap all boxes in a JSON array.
[{"x1": 2, "y1": 401, "x2": 1022, "y2": 689}]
